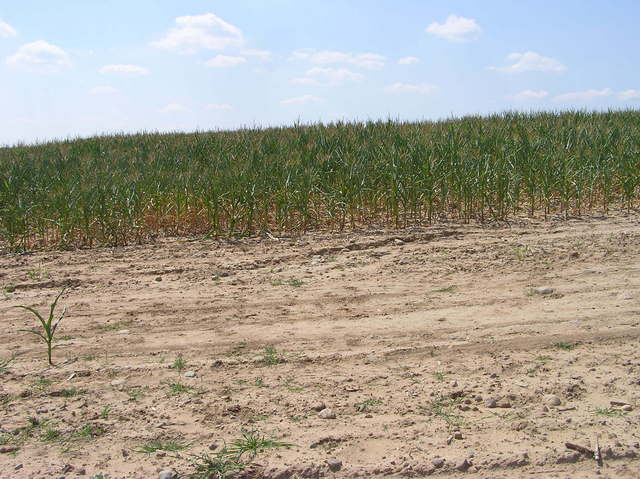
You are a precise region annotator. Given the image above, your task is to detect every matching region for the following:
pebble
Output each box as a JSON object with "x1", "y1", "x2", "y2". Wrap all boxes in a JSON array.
[
  {"x1": 497, "y1": 400, "x2": 512, "y2": 408},
  {"x1": 311, "y1": 402, "x2": 326, "y2": 412},
  {"x1": 484, "y1": 398, "x2": 497, "y2": 408},
  {"x1": 456, "y1": 458, "x2": 471, "y2": 471},
  {"x1": 14, "y1": 464, "x2": 23, "y2": 471},
  {"x1": 327, "y1": 459, "x2": 342, "y2": 472},
  {"x1": 319, "y1": 408, "x2": 336, "y2": 419},
  {"x1": 533, "y1": 286, "x2": 554, "y2": 295},
  {"x1": 155, "y1": 276, "x2": 163, "y2": 282},
  {"x1": 184, "y1": 371, "x2": 196, "y2": 378},
  {"x1": 159, "y1": 471, "x2": 177, "y2": 479},
  {"x1": 622, "y1": 405, "x2": 633, "y2": 412},
  {"x1": 454, "y1": 432, "x2": 464, "y2": 440},
  {"x1": 431, "y1": 457, "x2": 445, "y2": 468},
  {"x1": 110, "y1": 379, "x2": 126, "y2": 389},
  {"x1": 117, "y1": 329, "x2": 130, "y2": 335},
  {"x1": 545, "y1": 394, "x2": 562, "y2": 406}
]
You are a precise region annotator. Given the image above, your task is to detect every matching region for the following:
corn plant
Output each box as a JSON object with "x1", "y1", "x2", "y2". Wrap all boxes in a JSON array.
[
  {"x1": 14, "y1": 288, "x2": 67, "y2": 366},
  {"x1": 1, "y1": 110, "x2": 639, "y2": 250}
]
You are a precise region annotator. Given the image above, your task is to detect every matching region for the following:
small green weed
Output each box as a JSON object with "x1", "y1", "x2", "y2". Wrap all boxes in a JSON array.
[
  {"x1": 27, "y1": 265, "x2": 50, "y2": 281},
  {"x1": 171, "y1": 354, "x2": 188, "y2": 372},
  {"x1": 427, "y1": 396, "x2": 464, "y2": 427},
  {"x1": 136, "y1": 440, "x2": 186, "y2": 454},
  {"x1": 0, "y1": 354, "x2": 15, "y2": 373},
  {"x1": 96, "y1": 320, "x2": 132, "y2": 331},
  {"x1": 536, "y1": 355, "x2": 552, "y2": 361},
  {"x1": 41, "y1": 426, "x2": 62, "y2": 442},
  {"x1": 168, "y1": 382, "x2": 194, "y2": 395},
  {"x1": 433, "y1": 371, "x2": 446, "y2": 381},
  {"x1": 100, "y1": 407, "x2": 111, "y2": 419},
  {"x1": 74, "y1": 424, "x2": 103, "y2": 440},
  {"x1": 31, "y1": 377, "x2": 53, "y2": 391},
  {"x1": 594, "y1": 408, "x2": 627, "y2": 417},
  {"x1": 428, "y1": 285, "x2": 456, "y2": 294},
  {"x1": 127, "y1": 388, "x2": 145, "y2": 401},
  {"x1": 261, "y1": 346, "x2": 283, "y2": 366},
  {"x1": 553, "y1": 342, "x2": 575, "y2": 351},
  {"x1": 356, "y1": 398, "x2": 383, "y2": 412},
  {"x1": 184, "y1": 429, "x2": 292, "y2": 479}
]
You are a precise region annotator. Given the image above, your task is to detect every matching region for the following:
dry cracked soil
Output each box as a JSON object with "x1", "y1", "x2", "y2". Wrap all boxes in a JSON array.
[{"x1": 1, "y1": 215, "x2": 640, "y2": 479}]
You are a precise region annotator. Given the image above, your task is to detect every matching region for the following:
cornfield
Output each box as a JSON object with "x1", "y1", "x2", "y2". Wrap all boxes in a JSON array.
[{"x1": 1, "y1": 110, "x2": 639, "y2": 250}]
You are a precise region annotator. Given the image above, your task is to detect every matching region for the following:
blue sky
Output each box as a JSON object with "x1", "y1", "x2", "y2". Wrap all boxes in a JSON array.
[{"x1": 1, "y1": 0, "x2": 639, "y2": 145}]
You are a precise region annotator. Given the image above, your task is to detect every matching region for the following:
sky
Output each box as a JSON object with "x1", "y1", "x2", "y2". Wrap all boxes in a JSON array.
[{"x1": 1, "y1": 0, "x2": 639, "y2": 146}]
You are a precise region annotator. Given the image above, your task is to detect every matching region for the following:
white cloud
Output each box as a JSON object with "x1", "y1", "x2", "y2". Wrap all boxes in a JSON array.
[
  {"x1": 159, "y1": 103, "x2": 188, "y2": 113},
  {"x1": 426, "y1": 14, "x2": 481, "y2": 42},
  {"x1": 385, "y1": 82, "x2": 436, "y2": 94},
  {"x1": 490, "y1": 51, "x2": 566, "y2": 73},
  {"x1": 553, "y1": 88, "x2": 612, "y2": 103},
  {"x1": 618, "y1": 89, "x2": 640, "y2": 101},
  {"x1": 509, "y1": 89, "x2": 549, "y2": 100},
  {"x1": 6, "y1": 40, "x2": 70, "y2": 73},
  {"x1": 292, "y1": 49, "x2": 385, "y2": 70},
  {"x1": 206, "y1": 103, "x2": 233, "y2": 110},
  {"x1": 150, "y1": 13, "x2": 243, "y2": 54},
  {"x1": 291, "y1": 67, "x2": 363, "y2": 86},
  {"x1": 241, "y1": 49, "x2": 271, "y2": 61},
  {"x1": 89, "y1": 86, "x2": 119, "y2": 95},
  {"x1": 398, "y1": 56, "x2": 419, "y2": 65},
  {"x1": 99, "y1": 64, "x2": 150, "y2": 76},
  {"x1": 204, "y1": 55, "x2": 246, "y2": 67},
  {"x1": 280, "y1": 95, "x2": 322, "y2": 105},
  {"x1": 0, "y1": 19, "x2": 17, "y2": 38}
]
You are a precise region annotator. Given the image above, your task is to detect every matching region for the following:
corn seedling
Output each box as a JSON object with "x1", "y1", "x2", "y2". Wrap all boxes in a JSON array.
[{"x1": 14, "y1": 288, "x2": 67, "y2": 366}]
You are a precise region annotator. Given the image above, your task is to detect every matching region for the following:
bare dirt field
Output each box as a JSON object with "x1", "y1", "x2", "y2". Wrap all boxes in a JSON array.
[{"x1": 1, "y1": 215, "x2": 640, "y2": 479}]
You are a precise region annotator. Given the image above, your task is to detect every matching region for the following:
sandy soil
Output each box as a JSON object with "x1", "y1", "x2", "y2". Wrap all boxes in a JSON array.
[{"x1": 1, "y1": 215, "x2": 640, "y2": 479}]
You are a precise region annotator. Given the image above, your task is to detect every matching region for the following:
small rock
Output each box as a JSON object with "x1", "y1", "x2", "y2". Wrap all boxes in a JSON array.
[
  {"x1": 456, "y1": 458, "x2": 471, "y2": 472},
  {"x1": 14, "y1": 464, "x2": 23, "y2": 471},
  {"x1": 622, "y1": 405, "x2": 633, "y2": 412},
  {"x1": 156, "y1": 451, "x2": 166, "y2": 458},
  {"x1": 454, "y1": 432, "x2": 463, "y2": 440},
  {"x1": 393, "y1": 239, "x2": 405, "y2": 245},
  {"x1": 209, "y1": 442, "x2": 218, "y2": 450},
  {"x1": 327, "y1": 459, "x2": 342, "y2": 472},
  {"x1": 121, "y1": 449, "x2": 129, "y2": 457},
  {"x1": 311, "y1": 402, "x2": 326, "y2": 412},
  {"x1": 511, "y1": 420, "x2": 529, "y2": 431},
  {"x1": 484, "y1": 398, "x2": 497, "y2": 408},
  {"x1": 184, "y1": 371, "x2": 196, "y2": 378},
  {"x1": 545, "y1": 394, "x2": 562, "y2": 407},
  {"x1": 533, "y1": 286, "x2": 554, "y2": 295},
  {"x1": 110, "y1": 379, "x2": 126, "y2": 389},
  {"x1": 431, "y1": 457, "x2": 445, "y2": 468},
  {"x1": 117, "y1": 329, "x2": 130, "y2": 335},
  {"x1": 497, "y1": 400, "x2": 512, "y2": 408},
  {"x1": 155, "y1": 276, "x2": 163, "y2": 282},
  {"x1": 159, "y1": 471, "x2": 177, "y2": 479},
  {"x1": 319, "y1": 408, "x2": 336, "y2": 419}
]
